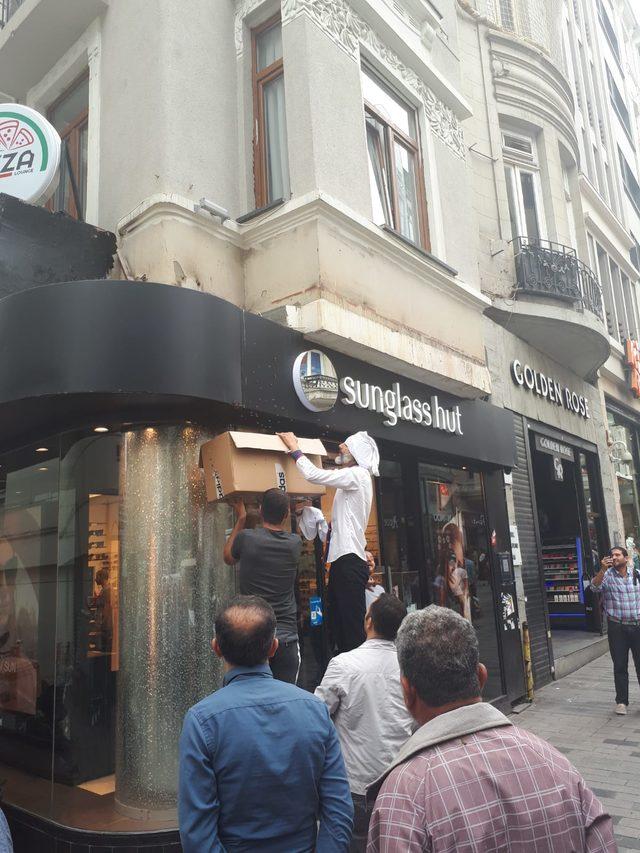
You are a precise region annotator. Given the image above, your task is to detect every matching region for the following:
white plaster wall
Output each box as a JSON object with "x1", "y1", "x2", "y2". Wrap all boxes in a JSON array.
[
  {"x1": 98, "y1": 0, "x2": 239, "y2": 231},
  {"x1": 282, "y1": 14, "x2": 372, "y2": 216}
]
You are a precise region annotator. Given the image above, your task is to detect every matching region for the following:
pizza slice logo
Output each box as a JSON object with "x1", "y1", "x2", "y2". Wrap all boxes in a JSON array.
[
  {"x1": 0, "y1": 118, "x2": 37, "y2": 178},
  {"x1": 0, "y1": 119, "x2": 34, "y2": 150}
]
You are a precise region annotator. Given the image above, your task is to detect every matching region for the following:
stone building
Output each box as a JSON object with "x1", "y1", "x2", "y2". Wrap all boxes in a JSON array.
[{"x1": 0, "y1": 0, "x2": 638, "y2": 848}]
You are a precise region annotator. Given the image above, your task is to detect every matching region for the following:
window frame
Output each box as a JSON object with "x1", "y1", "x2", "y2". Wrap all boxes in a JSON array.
[
  {"x1": 619, "y1": 147, "x2": 640, "y2": 217},
  {"x1": 605, "y1": 64, "x2": 634, "y2": 146},
  {"x1": 46, "y1": 72, "x2": 89, "y2": 221},
  {"x1": 502, "y1": 131, "x2": 546, "y2": 243},
  {"x1": 362, "y1": 67, "x2": 430, "y2": 251},
  {"x1": 251, "y1": 14, "x2": 288, "y2": 209}
]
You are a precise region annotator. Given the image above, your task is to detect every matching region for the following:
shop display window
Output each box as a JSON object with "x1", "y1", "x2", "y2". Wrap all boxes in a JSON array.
[
  {"x1": 419, "y1": 463, "x2": 503, "y2": 701},
  {"x1": 0, "y1": 425, "x2": 235, "y2": 831},
  {"x1": 607, "y1": 410, "x2": 640, "y2": 547}
]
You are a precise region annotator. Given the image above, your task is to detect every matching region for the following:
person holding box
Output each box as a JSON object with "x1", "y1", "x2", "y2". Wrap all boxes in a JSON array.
[
  {"x1": 223, "y1": 488, "x2": 302, "y2": 684},
  {"x1": 278, "y1": 431, "x2": 379, "y2": 654}
]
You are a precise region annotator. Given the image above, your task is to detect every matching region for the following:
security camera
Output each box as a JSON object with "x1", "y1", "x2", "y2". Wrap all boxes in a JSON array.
[{"x1": 195, "y1": 198, "x2": 229, "y2": 222}]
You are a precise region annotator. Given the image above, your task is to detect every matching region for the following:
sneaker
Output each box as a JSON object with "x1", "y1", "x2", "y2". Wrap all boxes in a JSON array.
[{"x1": 616, "y1": 703, "x2": 627, "y2": 715}]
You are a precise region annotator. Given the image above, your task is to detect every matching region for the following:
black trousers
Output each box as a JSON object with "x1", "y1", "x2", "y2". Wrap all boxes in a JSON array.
[
  {"x1": 607, "y1": 618, "x2": 640, "y2": 705},
  {"x1": 328, "y1": 553, "x2": 368, "y2": 653},
  {"x1": 350, "y1": 793, "x2": 372, "y2": 853},
  {"x1": 270, "y1": 639, "x2": 300, "y2": 684}
]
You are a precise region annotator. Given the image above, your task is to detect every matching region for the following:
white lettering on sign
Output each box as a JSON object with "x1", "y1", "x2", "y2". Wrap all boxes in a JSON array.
[
  {"x1": 275, "y1": 463, "x2": 287, "y2": 492},
  {"x1": 339, "y1": 377, "x2": 463, "y2": 434},
  {"x1": 537, "y1": 436, "x2": 572, "y2": 458},
  {"x1": 511, "y1": 360, "x2": 590, "y2": 420}
]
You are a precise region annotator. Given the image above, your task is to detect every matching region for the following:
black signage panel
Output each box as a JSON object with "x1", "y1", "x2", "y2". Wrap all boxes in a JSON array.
[
  {"x1": 533, "y1": 433, "x2": 574, "y2": 461},
  {"x1": 242, "y1": 312, "x2": 516, "y2": 468}
]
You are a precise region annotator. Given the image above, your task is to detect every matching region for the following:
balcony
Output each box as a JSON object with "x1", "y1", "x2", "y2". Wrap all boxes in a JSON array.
[
  {"x1": 0, "y1": 0, "x2": 24, "y2": 27},
  {"x1": 0, "y1": 0, "x2": 107, "y2": 98},
  {"x1": 514, "y1": 238, "x2": 604, "y2": 320},
  {"x1": 487, "y1": 237, "x2": 610, "y2": 379}
]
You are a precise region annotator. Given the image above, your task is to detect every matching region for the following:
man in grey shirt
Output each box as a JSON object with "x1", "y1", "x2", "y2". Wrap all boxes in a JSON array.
[{"x1": 224, "y1": 489, "x2": 303, "y2": 683}]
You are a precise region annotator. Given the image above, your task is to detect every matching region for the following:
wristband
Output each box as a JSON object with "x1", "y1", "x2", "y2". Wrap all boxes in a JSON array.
[{"x1": 290, "y1": 449, "x2": 303, "y2": 461}]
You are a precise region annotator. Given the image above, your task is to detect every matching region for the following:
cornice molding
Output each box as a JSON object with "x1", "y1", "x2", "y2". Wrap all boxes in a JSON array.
[
  {"x1": 488, "y1": 32, "x2": 578, "y2": 161},
  {"x1": 280, "y1": 0, "x2": 466, "y2": 158},
  {"x1": 116, "y1": 192, "x2": 489, "y2": 312}
]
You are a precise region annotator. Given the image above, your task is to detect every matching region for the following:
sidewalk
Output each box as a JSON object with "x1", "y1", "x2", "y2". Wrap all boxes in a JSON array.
[{"x1": 516, "y1": 651, "x2": 640, "y2": 851}]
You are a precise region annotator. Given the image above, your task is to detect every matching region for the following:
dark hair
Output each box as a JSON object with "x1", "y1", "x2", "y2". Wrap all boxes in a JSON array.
[
  {"x1": 261, "y1": 488, "x2": 290, "y2": 525},
  {"x1": 95, "y1": 568, "x2": 109, "y2": 586},
  {"x1": 397, "y1": 605, "x2": 480, "y2": 707},
  {"x1": 368, "y1": 593, "x2": 407, "y2": 641},
  {"x1": 609, "y1": 546, "x2": 629, "y2": 558},
  {"x1": 214, "y1": 595, "x2": 276, "y2": 666}
]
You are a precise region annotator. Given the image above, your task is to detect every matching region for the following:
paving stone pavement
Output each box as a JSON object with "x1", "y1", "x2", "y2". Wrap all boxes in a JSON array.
[{"x1": 515, "y1": 650, "x2": 640, "y2": 851}]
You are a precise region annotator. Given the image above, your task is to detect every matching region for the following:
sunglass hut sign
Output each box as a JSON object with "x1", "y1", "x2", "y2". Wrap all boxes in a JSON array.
[
  {"x1": 293, "y1": 350, "x2": 463, "y2": 434},
  {"x1": 340, "y1": 377, "x2": 463, "y2": 434}
]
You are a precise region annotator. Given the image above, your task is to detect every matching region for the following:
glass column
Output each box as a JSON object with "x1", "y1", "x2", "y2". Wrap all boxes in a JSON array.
[{"x1": 115, "y1": 425, "x2": 234, "y2": 818}]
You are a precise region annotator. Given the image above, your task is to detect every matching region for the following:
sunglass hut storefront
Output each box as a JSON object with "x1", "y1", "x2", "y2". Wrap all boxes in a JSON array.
[{"x1": 0, "y1": 280, "x2": 525, "y2": 850}]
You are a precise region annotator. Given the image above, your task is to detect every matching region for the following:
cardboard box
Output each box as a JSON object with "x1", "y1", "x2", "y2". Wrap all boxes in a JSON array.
[{"x1": 200, "y1": 432, "x2": 327, "y2": 502}]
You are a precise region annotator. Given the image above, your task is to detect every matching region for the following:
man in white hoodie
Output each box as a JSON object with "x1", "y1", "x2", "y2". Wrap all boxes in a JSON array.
[{"x1": 278, "y1": 430, "x2": 379, "y2": 653}]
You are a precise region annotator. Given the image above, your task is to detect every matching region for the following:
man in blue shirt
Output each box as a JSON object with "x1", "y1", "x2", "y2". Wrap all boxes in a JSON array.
[{"x1": 179, "y1": 595, "x2": 353, "y2": 852}]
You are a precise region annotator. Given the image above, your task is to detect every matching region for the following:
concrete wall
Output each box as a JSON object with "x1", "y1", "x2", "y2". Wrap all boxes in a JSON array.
[
  {"x1": 485, "y1": 318, "x2": 621, "y2": 547},
  {"x1": 98, "y1": 0, "x2": 239, "y2": 231}
]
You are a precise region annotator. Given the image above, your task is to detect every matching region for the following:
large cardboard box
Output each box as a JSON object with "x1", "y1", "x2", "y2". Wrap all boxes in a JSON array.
[{"x1": 200, "y1": 432, "x2": 327, "y2": 502}]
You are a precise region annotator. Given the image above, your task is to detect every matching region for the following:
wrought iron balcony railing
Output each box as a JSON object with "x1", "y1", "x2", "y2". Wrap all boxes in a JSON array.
[
  {"x1": 0, "y1": 0, "x2": 24, "y2": 27},
  {"x1": 513, "y1": 236, "x2": 604, "y2": 321}
]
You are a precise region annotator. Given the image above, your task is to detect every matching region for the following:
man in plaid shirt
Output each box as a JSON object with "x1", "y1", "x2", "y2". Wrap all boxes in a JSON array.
[
  {"x1": 591, "y1": 545, "x2": 640, "y2": 715},
  {"x1": 366, "y1": 605, "x2": 615, "y2": 852}
]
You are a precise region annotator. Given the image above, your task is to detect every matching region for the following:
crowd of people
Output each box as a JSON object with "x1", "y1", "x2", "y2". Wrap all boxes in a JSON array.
[{"x1": 177, "y1": 430, "x2": 617, "y2": 852}]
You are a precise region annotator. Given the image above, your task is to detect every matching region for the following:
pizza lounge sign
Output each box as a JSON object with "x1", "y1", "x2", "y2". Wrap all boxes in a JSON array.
[
  {"x1": 510, "y1": 359, "x2": 590, "y2": 420},
  {"x1": 0, "y1": 104, "x2": 61, "y2": 204}
]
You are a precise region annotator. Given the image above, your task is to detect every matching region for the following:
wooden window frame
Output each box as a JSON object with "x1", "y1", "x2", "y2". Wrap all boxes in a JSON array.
[
  {"x1": 47, "y1": 73, "x2": 89, "y2": 220},
  {"x1": 364, "y1": 96, "x2": 430, "y2": 251},
  {"x1": 251, "y1": 15, "x2": 285, "y2": 209}
]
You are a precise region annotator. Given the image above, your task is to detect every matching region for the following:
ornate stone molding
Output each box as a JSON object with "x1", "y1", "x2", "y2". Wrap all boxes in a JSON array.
[
  {"x1": 235, "y1": 0, "x2": 268, "y2": 56},
  {"x1": 280, "y1": 0, "x2": 466, "y2": 158}
]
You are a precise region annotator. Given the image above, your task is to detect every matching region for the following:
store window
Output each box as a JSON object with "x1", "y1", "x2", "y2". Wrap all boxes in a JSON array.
[
  {"x1": 252, "y1": 16, "x2": 289, "y2": 207},
  {"x1": 418, "y1": 463, "x2": 503, "y2": 702},
  {"x1": 607, "y1": 410, "x2": 640, "y2": 546},
  {"x1": 362, "y1": 64, "x2": 430, "y2": 249},
  {"x1": 47, "y1": 75, "x2": 89, "y2": 221},
  {"x1": 377, "y1": 461, "x2": 420, "y2": 613},
  {"x1": 0, "y1": 426, "x2": 235, "y2": 829},
  {"x1": 502, "y1": 132, "x2": 544, "y2": 243}
]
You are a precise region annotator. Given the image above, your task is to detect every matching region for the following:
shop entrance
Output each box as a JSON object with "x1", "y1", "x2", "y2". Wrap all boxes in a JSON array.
[
  {"x1": 529, "y1": 430, "x2": 607, "y2": 660},
  {"x1": 372, "y1": 454, "x2": 525, "y2": 705}
]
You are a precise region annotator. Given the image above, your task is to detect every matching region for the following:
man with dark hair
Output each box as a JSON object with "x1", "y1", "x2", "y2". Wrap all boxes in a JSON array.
[
  {"x1": 367, "y1": 605, "x2": 615, "y2": 852},
  {"x1": 179, "y1": 595, "x2": 353, "y2": 852},
  {"x1": 223, "y1": 488, "x2": 302, "y2": 683},
  {"x1": 315, "y1": 594, "x2": 412, "y2": 852},
  {"x1": 592, "y1": 545, "x2": 640, "y2": 714}
]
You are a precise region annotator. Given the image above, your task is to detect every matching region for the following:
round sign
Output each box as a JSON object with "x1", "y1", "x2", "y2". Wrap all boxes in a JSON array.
[
  {"x1": 293, "y1": 349, "x2": 339, "y2": 412},
  {"x1": 0, "y1": 103, "x2": 61, "y2": 204}
]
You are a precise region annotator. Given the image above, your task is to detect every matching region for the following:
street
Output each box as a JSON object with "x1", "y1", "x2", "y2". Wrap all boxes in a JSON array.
[{"x1": 517, "y1": 651, "x2": 640, "y2": 851}]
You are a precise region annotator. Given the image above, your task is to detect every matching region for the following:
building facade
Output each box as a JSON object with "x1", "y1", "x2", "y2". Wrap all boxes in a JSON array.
[{"x1": 0, "y1": 0, "x2": 639, "y2": 848}]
